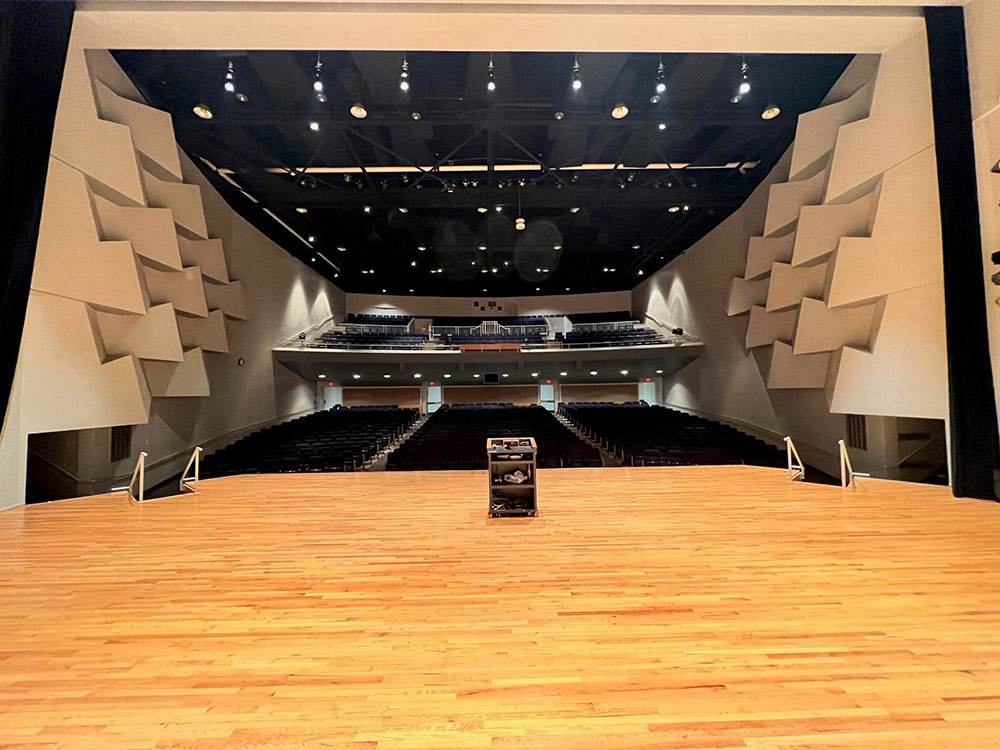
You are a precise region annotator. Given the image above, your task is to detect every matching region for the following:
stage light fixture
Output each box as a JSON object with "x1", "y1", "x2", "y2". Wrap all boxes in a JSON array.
[
  {"x1": 487, "y1": 53, "x2": 496, "y2": 92},
  {"x1": 571, "y1": 55, "x2": 582, "y2": 90},
  {"x1": 655, "y1": 56, "x2": 667, "y2": 94},
  {"x1": 350, "y1": 103, "x2": 368, "y2": 119},
  {"x1": 224, "y1": 60, "x2": 235, "y2": 93},
  {"x1": 737, "y1": 59, "x2": 751, "y2": 96},
  {"x1": 761, "y1": 103, "x2": 781, "y2": 120},
  {"x1": 611, "y1": 103, "x2": 629, "y2": 119},
  {"x1": 399, "y1": 55, "x2": 410, "y2": 91},
  {"x1": 307, "y1": 235, "x2": 316, "y2": 243},
  {"x1": 477, "y1": 206, "x2": 488, "y2": 213},
  {"x1": 296, "y1": 207, "x2": 307, "y2": 213},
  {"x1": 309, "y1": 121, "x2": 320, "y2": 131},
  {"x1": 658, "y1": 122, "x2": 667, "y2": 131},
  {"x1": 363, "y1": 205, "x2": 372, "y2": 214},
  {"x1": 192, "y1": 103, "x2": 213, "y2": 120}
]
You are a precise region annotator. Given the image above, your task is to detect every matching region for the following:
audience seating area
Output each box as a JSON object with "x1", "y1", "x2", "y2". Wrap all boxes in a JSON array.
[
  {"x1": 432, "y1": 315, "x2": 545, "y2": 327},
  {"x1": 448, "y1": 333, "x2": 544, "y2": 346},
  {"x1": 388, "y1": 404, "x2": 602, "y2": 470},
  {"x1": 202, "y1": 406, "x2": 419, "y2": 477},
  {"x1": 346, "y1": 313, "x2": 412, "y2": 326},
  {"x1": 316, "y1": 331, "x2": 425, "y2": 349},
  {"x1": 563, "y1": 329, "x2": 665, "y2": 347},
  {"x1": 567, "y1": 311, "x2": 633, "y2": 324},
  {"x1": 560, "y1": 402, "x2": 784, "y2": 468}
]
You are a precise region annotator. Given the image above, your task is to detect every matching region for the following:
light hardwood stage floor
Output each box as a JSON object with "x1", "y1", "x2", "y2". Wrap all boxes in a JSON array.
[{"x1": 3, "y1": 466, "x2": 1000, "y2": 749}]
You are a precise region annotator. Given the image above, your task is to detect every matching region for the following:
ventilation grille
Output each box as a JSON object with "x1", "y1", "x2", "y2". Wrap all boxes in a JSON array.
[
  {"x1": 846, "y1": 414, "x2": 868, "y2": 451},
  {"x1": 110, "y1": 425, "x2": 134, "y2": 463}
]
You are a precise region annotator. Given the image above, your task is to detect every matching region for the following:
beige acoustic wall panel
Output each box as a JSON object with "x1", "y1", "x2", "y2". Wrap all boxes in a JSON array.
[
  {"x1": 827, "y1": 148, "x2": 943, "y2": 308},
  {"x1": 826, "y1": 32, "x2": 936, "y2": 202},
  {"x1": 205, "y1": 279, "x2": 250, "y2": 320},
  {"x1": 92, "y1": 195, "x2": 183, "y2": 271},
  {"x1": 726, "y1": 276, "x2": 769, "y2": 316},
  {"x1": 767, "y1": 341, "x2": 831, "y2": 390},
  {"x1": 744, "y1": 233, "x2": 795, "y2": 280},
  {"x1": 50, "y1": 47, "x2": 146, "y2": 206},
  {"x1": 142, "y1": 169, "x2": 209, "y2": 238},
  {"x1": 792, "y1": 297, "x2": 879, "y2": 355},
  {"x1": 144, "y1": 266, "x2": 209, "y2": 317},
  {"x1": 93, "y1": 303, "x2": 184, "y2": 363},
  {"x1": 32, "y1": 158, "x2": 147, "y2": 315},
  {"x1": 792, "y1": 189, "x2": 877, "y2": 267},
  {"x1": 831, "y1": 283, "x2": 947, "y2": 419},
  {"x1": 789, "y1": 80, "x2": 874, "y2": 180},
  {"x1": 178, "y1": 237, "x2": 229, "y2": 283},
  {"x1": 765, "y1": 261, "x2": 828, "y2": 312},
  {"x1": 143, "y1": 348, "x2": 211, "y2": 398},
  {"x1": 19, "y1": 292, "x2": 150, "y2": 433},
  {"x1": 176, "y1": 309, "x2": 229, "y2": 353},
  {"x1": 762, "y1": 163, "x2": 828, "y2": 237},
  {"x1": 93, "y1": 79, "x2": 183, "y2": 181},
  {"x1": 745, "y1": 305, "x2": 797, "y2": 349}
]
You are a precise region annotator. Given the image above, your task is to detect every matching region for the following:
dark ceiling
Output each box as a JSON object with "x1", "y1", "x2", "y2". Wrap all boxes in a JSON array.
[{"x1": 113, "y1": 50, "x2": 852, "y2": 296}]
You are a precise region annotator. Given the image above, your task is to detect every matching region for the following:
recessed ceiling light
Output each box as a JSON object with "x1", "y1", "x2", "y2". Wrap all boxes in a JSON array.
[
  {"x1": 638, "y1": 269, "x2": 644, "y2": 276},
  {"x1": 352, "y1": 373, "x2": 361, "y2": 379},
  {"x1": 311, "y1": 256, "x2": 316, "y2": 262},
  {"x1": 408, "y1": 288, "x2": 414, "y2": 293},
  {"x1": 417, "y1": 244, "x2": 427, "y2": 251},
  {"x1": 474, "y1": 373, "x2": 481, "y2": 378},
  {"x1": 337, "y1": 245, "x2": 346, "y2": 252},
  {"x1": 502, "y1": 373, "x2": 509, "y2": 378},
  {"x1": 658, "y1": 122, "x2": 667, "y2": 131},
  {"x1": 565, "y1": 287, "x2": 571, "y2": 291},
  {"x1": 350, "y1": 103, "x2": 368, "y2": 119},
  {"x1": 296, "y1": 207, "x2": 308, "y2": 213},
  {"x1": 761, "y1": 103, "x2": 781, "y2": 120},
  {"x1": 444, "y1": 373, "x2": 452, "y2": 378},
  {"x1": 309, "y1": 121, "x2": 320, "y2": 131},
  {"x1": 590, "y1": 370, "x2": 598, "y2": 376},
  {"x1": 477, "y1": 206, "x2": 488, "y2": 213},
  {"x1": 683, "y1": 204, "x2": 690, "y2": 211},
  {"x1": 414, "y1": 373, "x2": 422, "y2": 379},
  {"x1": 411, "y1": 112, "x2": 422, "y2": 121},
  {"x1": 478, "y1": 244, "x2": 487, "y2": 251},
  {"x1": 620, "y1": 369, "x2": 629, "y2": 376},
  {"x1": 553, "y1": 244, "x2": 562, "y2": 251},
  {"x1": 383, "y1": 373, "x2": 391, "y2": 379},
  {"x1": 235, "y1": 92, "x2": 249, "y2": 103},
  {"x1": 318, "y1": 373, "x2": 326, "y2": 379},
  {"x1": 559, "y1": 371, "x2": 568, "y2": 376},
  {"x1": 363, "y1": 205, "x2": 372, "y2": 214},
  {"x1": 192, "y1": 103, "x2": 213, "y2": 119},
  {"x1": 632, "y1": 243, "x2": 640, "y2": 250},
  {"x1": 656, "y1": 369, "x2": 663, "y2": 374},
  {"x1": 308, "y1": 235, "x2": 316, "y2": 243},
  {"x1": 554, "y1": 111, "x2": 564, "y2": 120},
  {"x1": 650, "y1": 94, "x2": 661, "y2": 104},
  {"x1": 531, "y1": 372, "x2": 539, "y2": 377},
  {"x1": 569, "y1": 206, "x2": 580, "y2": 213},
  {"x1": 495, "y1": 205, "x2": 503, "y2": 212},
  {"x1": 410, "y1": 261, "x2": 417, "y2": 267},
  {"x1": 611, "y1": 103, "x2": 629, "y2": 119},
  {"x1": 398, "y1": 207, "x2": 409, "y2": 214}
]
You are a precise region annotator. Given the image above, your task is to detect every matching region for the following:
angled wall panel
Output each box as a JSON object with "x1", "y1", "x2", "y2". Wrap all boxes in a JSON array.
[
  {"x1": 789, "y1": 81, "x2": 875, "y2": 180},
  {"x1": 142, "y1": 348, "x2": 211, "y2": 398},
  {"x1": 765, "y1": 261, "x2": 828, "y2": 312},
  {"x1": 767, "y1": 341, "x2": 831, "y2": 390},
  {"x1": 763, "y1": 163, "x2": 829, "y2": 237},
  {"x1": 94, "y1": 303, "x2": 184, "y2": 362},
  {"x1": 178, "y1": 237, "x2": 229, "y2": 283},
  {"x1": 142, "y1": 169, "x2": 209, "y2": 238},
  {"x1": 792, "y1": 189, "x2": 877, "y2": 267},
  {"x1": 744, "y1": 233, "x2": 795, "y2": 280},
  {"x1": 176, "y1": 309, "x2": 229, "y2": 353},
  {"x1": 205, "y1": 279, "x2": 250, "y2": 320},
  {"x1": 792, "y1": 297, "x2": 879, "y2": 354},
  {"x1": 32, "y1": 158, "x2": 147, "y2": 314},
  {"x1": 144, "y1": 265, "x2": 209, "y2": 317},
  {"x1": 92, "y1": 195, "x2": 183, "y2": 271},
  {"x1": 93, "y1": 79, "x2": 183, "y2": 181},
  {"x1": 746, "y1": 305, "x2": 797, "y2": 349}
]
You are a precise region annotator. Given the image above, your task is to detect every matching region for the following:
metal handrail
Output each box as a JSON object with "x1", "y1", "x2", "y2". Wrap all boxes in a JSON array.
[
  {"x1": 112, "y1": 451, "x2": 147, "y2": 503},
  {"x1": 839, "y1": 439, "x2": 870, "y2": 488},
  {"x1": 180, "y1": 446, "x2": 203, "y2": 494},
  {"x1": 784, "y1": 436, "x2": 804, "y2": 481}
]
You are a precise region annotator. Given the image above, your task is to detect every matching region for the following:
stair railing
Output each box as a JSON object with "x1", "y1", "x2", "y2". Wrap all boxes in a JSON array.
[
  {"x1": 839, "y1": 439, "x2": 870, "y2": 488},
  {"x1": 179, "y1": 446, "x2": 203, "y2": 494},
  {"x1": 112, "y1": 451, "x2": 148, "y2": 503},
  {"x1": 784, "y1": 436, "x2": 804, "y2": 481}
]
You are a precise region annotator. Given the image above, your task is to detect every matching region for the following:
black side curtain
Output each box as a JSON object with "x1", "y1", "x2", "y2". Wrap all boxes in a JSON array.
[{"x1": 0, "y1": 1, "x2": 75, "y2": 430}]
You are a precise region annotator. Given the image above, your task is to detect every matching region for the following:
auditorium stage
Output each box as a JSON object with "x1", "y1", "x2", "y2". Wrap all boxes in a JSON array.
[{"x1": 2, "y1": 466, "x2": 1000, "y2": 748}]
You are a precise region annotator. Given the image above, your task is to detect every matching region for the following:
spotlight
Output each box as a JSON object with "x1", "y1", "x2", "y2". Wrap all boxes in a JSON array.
[
  {"x1": 620, "y1": 369, "x2": 629, "y2": 376},
  {"x1": 611, "y1": 103, "x2": 629, "y2": 119},
  {"x1": 668, "y1": 205, "x2": 680, "y2": 213},
  {"x1": 531, "y1": 372, "x2": 539, "y2": 377},
  {"x1": 192, "y1": 103, "x2": 213, "y2": 120},
  {"x1": 337, "y1": 245, "x2": 346, "y2": 252},
  {"x1": 296, "y1": 207, "x2": 308, "y2": 213},
  {"x1": 363, "y1": 205, "x2": 372, "y2": 214},
  {"x1": 495, "y1": 205, "x2": 503, "y2": 212},
  {"x1": 410, "y1": 111, "x2": 421, "y2": 120},
  {"x1": 478, "y1": 244, "x2": 487, "y2": 251},
  {"x1": 571, "y1": 55, "x2": 582, "y2": 90},
  {"x1": 398, "y1": 207, "x2": 408, "y2": 214},
  {"x1": 737, "y1": 59, "x2": 751, "y2": 96},
  {"x1": 399, "y1": 55, "x2": 410, "y2": 91},
  {"x1": 307, "y1": 235, "x2": 316, "y2": 243},
  {"x1": 311, "y1": 256, "x2": 316, "y2": 262},
  {"x1": 569, "y1": 206, "x2": 580, "y2": 213},
  {"x1": 658, "y1": 122, "x2": 667, "y2": 131},
  {"x1": 383, "y1": 373, "x2": 391, "y2": 379},
  {"x1": 554, "y1": 111, "x2": 564, "y2": 120},
  {"x1": 350, "y1": 103, "x2": 368, "y2": 119},
  {"x1": 559, "y1": 371, "x2": 568, "y2": 377},
  {"x1": 590, "y1": 370, "x2": 598, "y2": 376},
  {"x1": 444, "y1": 373, "x2": 452, "y2": 378},
  {"x1": 410, "y1": 261, "x2": 417, "y2": 267},
  {"x1": 224, "y1": 60, "x2": 235, "y2": 93},
  {"x1": 502, "y1": 373, "x2": 509, "y2": 378},
  {"x1": 474, "y1": 373, "x2": 481, "y2": 378},
  {"x1": 655, "y1": 57, "x2": 667, "y2": 94},
  {"x1": 761, "y1": 103, "x2": 781, "y2": 120},
  {"x1": 487, "y1": 53, "x2": 496, "y2": 92},
  {"x1": 638, "y1": 269, "x2": 644, "y2": 276},
  {"x1": 309, "y1": 121, "x2": 320, "y2": 131},
  {"x1": 417, "y1": 244, "x2": 427, "y2": 251},
  {"x1": 553, "y1": 244, "x2": 562, "y2": 251},
  {"x1": 683, "y1": 204, "x2": 690, "y2": 211},
  {"x1": 414, "y1": 373, "x2": 422, "y2": 379},
  {"x1": 656, "y1": 369, "x2": 663, "y2": 374},
  {"x1": 632, "y1": 243, "x2": 640, "y2": 250},
  {"x1": 477, "y1": 206, "x2": 488, "y2": 213}
]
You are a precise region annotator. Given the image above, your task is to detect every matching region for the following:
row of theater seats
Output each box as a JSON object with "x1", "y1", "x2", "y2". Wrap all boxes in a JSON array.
[
  {"x1": 559, "y1": 402, "x2": 784, "y2": 468},
  {"x1": 562, "y1": 329, "x2": 664, "y2": 347},
  {"x1": 316, "y1": 331, "x2": 426, "y2": 349},
  {"x1": 201, "y1": 406, "x2": 419, "y2": 477},
  {"x1": 388, "y1": 404, "x2": 602, "y2": 470},
  {"x1": 567, "y1": 310, "x2": 633, "y2": 324},
  {"x1": 346, "y1": 313, "x2": 412, "y2": 326},
  {"x1": 448, "y1": 333, "x2": 543, "y2": 345},
  {"x1": 431, "y1": 315, "x2": 546, "y2": 327}
]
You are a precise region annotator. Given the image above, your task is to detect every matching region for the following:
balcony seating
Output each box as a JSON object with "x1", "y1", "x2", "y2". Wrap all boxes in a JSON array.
[
  {"x1": 346, "y1": 313, "x2": 412, "y2": 326},
  {"x1": 563, "y1": 329, "x2": 664, "y2": 347},
  {"x1": 315, "y1": 331, "x2": 425, "y2": 349},
  {"x1": 387, "y1": 404, "x2": 602, "y2": 471},
  {"x1": 202, "y1": 406, "x2": 419, "y2": 477},
  {"x1": 448, "y1": 333, "x2": 544, "y2": 346},
  {"x1": 559, "y1": 402, "x2": 784, "y2": 469},
  {"x1": 432, "y1": 315, "x2": 546, "y2": 327},
  {"x1": 567, "y1": 311, "x2": 633, "y2": 324}
]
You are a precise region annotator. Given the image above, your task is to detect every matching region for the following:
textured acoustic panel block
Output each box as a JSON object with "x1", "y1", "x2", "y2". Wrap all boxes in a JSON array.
[
  {"x1": 792, "y1": 189, "x2": 877, "y2": 267},
  {"x1": 142, "y1": 169, "x2": 209, "y2": 238},
  {"x1": 826, "y1": 32, "x2": 935, "y2": 203},
  {"x1": 767, "y1": 340, "x2": 831, "y2": 390},
  {"x1": 792, "y1": 297, "x2": 878, "y2": 355},
  {"x1": 746, "y1": 305, "x2": 797, "y2": 349},
  {"x1": 143, "y1": 348, "x2": 211, "y2": 398},
  {"x1": 50, "y1": 47, "x2": 146, "y2": 206},
  {"x1": 92, "y1": 195, "x2": 183, "y2": 271},
  {"x1": 177, "y1": 309, "x2": 229, "y2": 353},
  {"x1": 144, "y1": 266, "x2": 209, "y2": 318},
  {"x1": 827, "y1": 148, "x2": 943, "y2": 308},
  {"x1": 19, "y1": 292, "x2": 150, "y2": 433},
  {"x1": 744, "y1": 233, "x2": 795, "y2": 280},
  {"x1": 831, "y1": 283, "x2": 947, "y2": 419},
  {"x1": 32, "y1": 158, "x2": 147, "y2": 315},
  {"x1": 94, "y1": 303, "x2": 184, "y2": 363},
  {"x1": 94, "y1": 79, "x2": 183, "y2": 181},
  {"x1": 178, "y1": 237, "x2": 229, "y2": 283},
  {"x1": 789, "y1": 81, "x2": 874, "y2": 181},
  {"x1": 205, "y1": 279, "x2": 250, "y2": 320},
  {"x1": 765, "y1": 262, "x2": 828, "y2": 312},
  {"x1": 763, "y1": 164, "x2": 828, "y2": 237}
]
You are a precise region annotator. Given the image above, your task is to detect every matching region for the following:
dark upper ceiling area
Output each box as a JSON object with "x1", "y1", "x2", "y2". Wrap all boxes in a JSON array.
[{"x1": 113, "y1": 49, "x2": 852, "y2": 297}]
